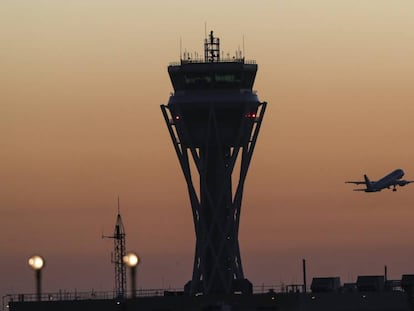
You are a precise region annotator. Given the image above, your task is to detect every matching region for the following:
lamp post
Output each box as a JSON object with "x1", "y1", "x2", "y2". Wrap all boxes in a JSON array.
[
  {"x1": 28, "y1": 255, "x2": 45, "y2": 301},
  {"x1": 123, "y1": 252, "x2": 139, "y2": 298}
]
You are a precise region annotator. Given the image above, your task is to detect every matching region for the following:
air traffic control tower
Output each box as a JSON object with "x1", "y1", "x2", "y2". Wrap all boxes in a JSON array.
[{"x1": 161, "y1": 31, "x2": 267, "y2": 296}]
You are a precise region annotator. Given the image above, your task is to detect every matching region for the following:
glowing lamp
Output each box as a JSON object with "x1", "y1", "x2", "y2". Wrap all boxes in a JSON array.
[
  {"x1": 28, "y1": 255, "x2": 45, "y2": 270},
  {"x1": 123, "y1": 252, "x2": 139, "y2": 267}
]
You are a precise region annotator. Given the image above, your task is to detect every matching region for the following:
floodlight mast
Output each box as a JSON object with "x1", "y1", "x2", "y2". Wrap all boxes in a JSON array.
[
  {"x1": 161, "y1": 31, "x2": 267, "y2": 295},
  {"x1": 28, "y1": 255, "x2": 45, "y2": 301}
]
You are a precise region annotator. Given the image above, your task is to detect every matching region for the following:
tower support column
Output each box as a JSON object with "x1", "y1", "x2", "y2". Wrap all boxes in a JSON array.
[{"x1": 161, "y1": 101, "x2": 266, "y2": 295}]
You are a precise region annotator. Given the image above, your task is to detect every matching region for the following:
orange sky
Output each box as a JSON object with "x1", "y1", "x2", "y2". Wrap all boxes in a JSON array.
[{"x1": 1, "y1": 0, "x2": 414, "y2": 297}]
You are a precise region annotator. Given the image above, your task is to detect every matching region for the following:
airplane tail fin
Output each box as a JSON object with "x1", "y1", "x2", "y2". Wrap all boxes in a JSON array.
[{"x1": 364, "y1": 174, "x2": 373, "y2": 191}]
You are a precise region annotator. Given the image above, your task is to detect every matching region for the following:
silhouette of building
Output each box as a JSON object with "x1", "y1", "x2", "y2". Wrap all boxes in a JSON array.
[{"x1": 161, "y1": 31, "x2": 267, "y2": 295}]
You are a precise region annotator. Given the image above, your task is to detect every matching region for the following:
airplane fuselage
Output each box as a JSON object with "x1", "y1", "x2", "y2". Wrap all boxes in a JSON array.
[{"x1": 368, "y1": 169, "x2": 404, "y2": 192}]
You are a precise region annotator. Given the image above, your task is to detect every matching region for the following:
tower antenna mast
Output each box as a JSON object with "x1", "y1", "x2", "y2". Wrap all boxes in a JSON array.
[
  {"x1": 243, "y1": 34, "x2": 245, "y2": 59},
  {"x1": 103, "y1": 197, "x2": 127, "y2": 298}
]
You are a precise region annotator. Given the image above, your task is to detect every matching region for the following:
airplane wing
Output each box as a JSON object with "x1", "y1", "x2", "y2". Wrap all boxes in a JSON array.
[
  {"x1": 396, "y1": 180, "x2": 414, "y2": 186},
  {"x1": 345, "y1": 181, "x2": 366, "y2": 185}
]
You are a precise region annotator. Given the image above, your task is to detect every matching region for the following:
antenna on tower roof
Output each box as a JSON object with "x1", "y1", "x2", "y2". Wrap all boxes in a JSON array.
[
  {"x1": 242, "y1": 34, "x2": 245, "y2": 60},
  {"x1": 204, "y1": 30, "x2": 220, "y2": 62},
  {"x1": 180, "y1": 36, "x2": 182, "y2": 61}
]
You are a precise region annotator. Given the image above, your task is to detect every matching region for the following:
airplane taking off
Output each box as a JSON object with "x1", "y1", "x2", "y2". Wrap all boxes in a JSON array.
[{"x1": 346, "y1": 169, "x2": 414, "y2": 192}]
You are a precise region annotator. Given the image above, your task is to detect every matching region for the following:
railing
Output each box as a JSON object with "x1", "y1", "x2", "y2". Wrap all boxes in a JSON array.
[
  {"x1": 169, "y1": 58, "x2": 257, "y2": 66},
  {"x1": 2, "y1": 288, "x2": 177, "y2": 310},
  {"x1": 253, "y1": 284, "x2": 306, "y2": 294},
  {"x1": 2, "y1": 284, "x2": 303, "y2": 310}
]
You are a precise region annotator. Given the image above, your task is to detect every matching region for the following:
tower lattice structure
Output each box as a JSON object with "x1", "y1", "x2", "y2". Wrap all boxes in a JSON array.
[
  {"x1": 104, "y1": 203, "x2": 127, "y2": 298},
  {"x1": 161, "y1": 31, "x2": 267, "y2": 295}
]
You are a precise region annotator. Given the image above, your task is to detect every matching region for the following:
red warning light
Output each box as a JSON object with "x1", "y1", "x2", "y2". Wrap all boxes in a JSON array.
[{"x1": 245, "y1": 112, "x2": 256, "y2": 119}]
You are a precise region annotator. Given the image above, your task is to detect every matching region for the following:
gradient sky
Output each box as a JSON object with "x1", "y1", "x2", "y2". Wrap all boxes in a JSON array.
[{"x1": 1, "y1": 0, "x2": 414, "y2": 297}]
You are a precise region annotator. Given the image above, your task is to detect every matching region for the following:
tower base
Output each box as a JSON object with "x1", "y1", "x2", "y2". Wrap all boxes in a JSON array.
[{"x1": 184, "y1": 279, "x2": 253, "y2": 296}]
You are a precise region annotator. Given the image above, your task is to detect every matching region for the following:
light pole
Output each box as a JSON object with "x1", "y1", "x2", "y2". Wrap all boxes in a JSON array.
[
  {"x1": 123, "y1": 252, "x2": 139, "y2": 298},
  {"x1": 28, "y1": 255, "x2": 45, "y2": 301}
]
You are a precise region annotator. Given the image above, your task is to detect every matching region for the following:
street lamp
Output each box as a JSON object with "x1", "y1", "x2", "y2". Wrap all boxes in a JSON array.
[
  {"x1": 28, "y1": 255, "x2": 45, "y2": 301},
  {"x1": 123, "y1": 252, "x2": 139, "y2": 298}
]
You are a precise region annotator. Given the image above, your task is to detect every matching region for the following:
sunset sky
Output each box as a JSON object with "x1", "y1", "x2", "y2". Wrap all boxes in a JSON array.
[{"x1": 1, "y1": 0, "x2": 414, "y2": 297}]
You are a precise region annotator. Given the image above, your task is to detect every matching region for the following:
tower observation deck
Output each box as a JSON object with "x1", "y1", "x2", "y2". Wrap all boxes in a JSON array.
[{"x1": 161, "y1": 31, "x2": 267, "y2": 296}]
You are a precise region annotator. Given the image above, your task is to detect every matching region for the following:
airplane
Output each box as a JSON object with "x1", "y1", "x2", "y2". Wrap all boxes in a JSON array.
[{"x1": 345, "y1": 169, "x2": 414, "y2": 192}]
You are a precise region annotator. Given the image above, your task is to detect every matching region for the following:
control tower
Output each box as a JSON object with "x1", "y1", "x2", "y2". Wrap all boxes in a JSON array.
[{"x1": 161, "y1": 31, "x2": 267, "y2": 296}]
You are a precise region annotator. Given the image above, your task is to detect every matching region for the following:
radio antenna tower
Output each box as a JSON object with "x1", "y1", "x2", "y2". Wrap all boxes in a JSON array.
[{"x1": 103, "y1": 197, "x2": 127, "y2": 298}]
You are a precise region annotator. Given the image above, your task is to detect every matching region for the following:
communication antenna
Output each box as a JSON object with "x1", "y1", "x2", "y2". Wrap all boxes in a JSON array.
[
  {"x1": 103, "y1": 197, "x2": 127, "y2": 298},
  {"x1": 204, "y1": 30, "x2": 220, "y2": 62},
  {"x1": 242, "y1": 34, "x2": 245, "y2": 59},
  {"x1": 180, "y1": 36, "x2": 182, "y2": 61}
]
